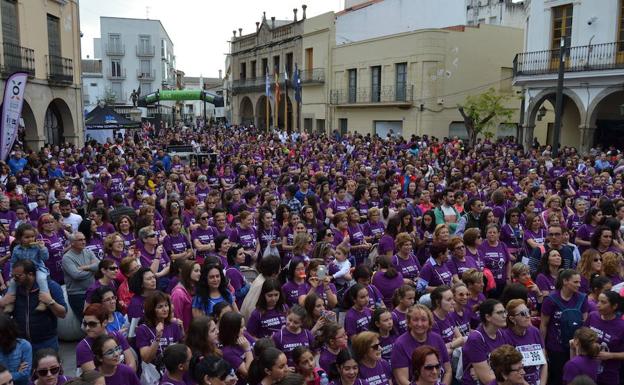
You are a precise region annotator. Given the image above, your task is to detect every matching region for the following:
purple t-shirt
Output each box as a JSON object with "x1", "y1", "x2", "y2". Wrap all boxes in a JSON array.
[
  {"x1": 271, "y1": 327, "x2": 315, "y2": 366},
  {"x1": 127, "y1": 295, "x2": 146, "y2": 319},
  {"x1": 163, "y1": 233, "x2": 191, "y2": 256},
  {"x1": 281, "y1": 280, "x2": 308, "y2": 307},
  {"x1": 102, "y1": 363, "x2": 140, "y2": 385},
  {"x1": 378, "y1": 333, "x2": 397, "y2": 363},
  {"x1": 478, "y1": 241, "x2": 511, "y2": 283},
  {"x1": 502, "y1": 326, "x2": 545, "y2": 385},
  {"x1": 391, "y1": 253, "x2": 421, "y2": 281},
  {"x1": 247, "y1": 307, "x2": 287, "y2": 338},
  {"x1": 344, "y1": 307, "x2": 372, "y2": 337},
  {"x1": 76, "y1": 331, "x2": 131, "y2": 367},
  {"x1": 371, "y1": 271, "x2": 404, "y2": 308},
  {"x1": 445, "y1": 255, "x2": 479, "y2": 278},
  {"x1": 562, "y1": 355, "x2": 600, "y2": 385},
  {"x1": 536, "y1": 273, "x2": 556, "y2": 293},
  {"x1": 392, "y1": 309, "x2": 407, "y2": 335},
  {"x1": 377, "y1": 235, "x2": 395, "y2": 257},
  {"x1": 357, "y1": 359, "x2": 392, "y2": 385},
  {"x1": 541, "y1": 291, "x2": 589, "y2": 352},
  {"x1": 585, "y1": 311, "x2": 624, "y2": 384},
  {"x1": 39, "y1": 232, "x2": 65, "y2": 284},
  {"x1": 222, "y1": 344, "x2": 248, "y2": 385},
  {"x1": 432, "y1": 312, "x2": 456, "y2": 344},
  {"x1": 418, "y1": 258, "x2": 453, "y2": 290},
  {"x1": 319, "y1": 347, "x2": 338, "y2": 374},
  {"x1": 390, "y1": 331, "x2": 449, "y2": 381},
  {"x1": 450, "y1": 307, "x2": 472, "y2": 336},
  {"x1": 191, "y1": 226, "x2": 218, "y2": 261},
  {"x1": 461, "y1": 326, "x2": 508, "y2": 385},
  {"x1": 135, "y1": 322, "x2": 183, "y2": 353},
  {"x1": 229, "y1": 226, "x2": 258, "y2": 253}
]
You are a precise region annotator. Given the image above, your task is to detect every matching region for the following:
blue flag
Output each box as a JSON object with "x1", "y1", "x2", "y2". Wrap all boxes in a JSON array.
[
  {"x1": 265, "y1": 67, "x2": 272, "y2": 100},
  {"x1": 293, "y1": 63, "x2": 302, "y2": 103}
]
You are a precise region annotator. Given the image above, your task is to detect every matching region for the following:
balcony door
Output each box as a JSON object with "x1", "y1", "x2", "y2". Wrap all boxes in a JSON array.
[{"x1": 550, "y1": 4, "x2": 572, "y2": 70}]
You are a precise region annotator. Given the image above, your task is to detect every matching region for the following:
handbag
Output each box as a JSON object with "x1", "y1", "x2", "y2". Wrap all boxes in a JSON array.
[{"x1": 139, "y1": 326, "x2": 163, "y2": 385}]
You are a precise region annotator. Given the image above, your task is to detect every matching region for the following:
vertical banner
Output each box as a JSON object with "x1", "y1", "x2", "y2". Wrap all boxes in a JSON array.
[{"x1": 0, "y1": 72, "x2": 28, "y2": 160}]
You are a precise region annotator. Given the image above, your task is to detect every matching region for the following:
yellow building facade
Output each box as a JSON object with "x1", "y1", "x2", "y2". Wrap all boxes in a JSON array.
[
  {"x1": 0, "y1": 0, "x2": 83, "y2": 148},
  {"x1": 324, "y1": 24, "x2": 524, "y2": 138}
]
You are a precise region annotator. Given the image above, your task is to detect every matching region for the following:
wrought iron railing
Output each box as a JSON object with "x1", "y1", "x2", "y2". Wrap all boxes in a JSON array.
[
  {"x1": 137, "y1": 69, "x2": 155, "y2": 80},
  {"x1": 299, "y1": 68, "x2": 325, "y2": 84},
  {"x1": 513, "y1": 41, "x2": 624, "y2": 76},
  {"x1": 330, "y1": 85, "x2": 414, "y2": 105},
  {"x1": 46, "y1": 55, "x2": 73, "y2": 84},
  {"x1": 136, "y1": 45, "x2": 155, "y2": 57},
  {"x1": 1, "y1": 42, "x2": 34, "y2": 76},
  {"x1": 107, "y1": 68, "x2": 126, "y2": 80},
  {"x1": 105, "y1": 43, "x2": 125, "y2": 56}
]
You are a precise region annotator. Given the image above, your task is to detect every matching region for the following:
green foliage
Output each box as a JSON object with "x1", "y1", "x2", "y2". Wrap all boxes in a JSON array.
[{"x1": 458, "y1": 88, "x2": 515, "y2": 147}]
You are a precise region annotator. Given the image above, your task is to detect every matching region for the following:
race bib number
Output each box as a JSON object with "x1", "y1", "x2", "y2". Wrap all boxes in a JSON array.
[{"x1": 517, "y1": 344, "x2": 546, "y2": 366}]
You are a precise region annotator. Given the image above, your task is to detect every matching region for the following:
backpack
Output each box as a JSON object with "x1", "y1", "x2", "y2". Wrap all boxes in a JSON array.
[{"x1": 547, "y1": 292, "x2": 586, "y2": 348}]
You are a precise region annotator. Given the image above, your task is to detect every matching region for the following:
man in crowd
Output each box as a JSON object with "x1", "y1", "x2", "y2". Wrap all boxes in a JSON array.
[{"x1": 61, "y1": 232, "x2": 99, "y2": 321}]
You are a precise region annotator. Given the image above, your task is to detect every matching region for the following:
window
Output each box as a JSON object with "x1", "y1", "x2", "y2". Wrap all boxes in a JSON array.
[
  {"x1": 47, "y1": 14, "x2": 61, "y2": 57},
  {"x1": 111, "y1": 60, "x2": 121, "y2": 77},
  {"x1": 108, "y1": 33, "x2": 121, "y2": 53},
  {"x1": 273, "y1": 55, "x2": 280, "y2": 74},
  {"x1": 138, "y1": 35, "x2": 151, "y2": 55},
  {"x1": 140, "y1": 60, "x2": 151, "y2": 76},
  {"x1": 286, "y1": 52, "x2": 293, "y2": 77},
  {"x1": 371, "y1": 66, "x2": 381, "y2": 102},
  {"x1": 489, "y1": 16, "x2": 497, "y2": 24},
  {"x1": 140, "y1": 82, "x2": 151, "y2": 94},
  {"x1": 339, "y1": 118, "x2": 348, "y2": 135},
  {"x1": 395, "y1": 63, "x2": 407, "y2": 101},
  {"x1": 262, "y1": 58, "x2": 268, "y2": 75},
  {"x1": 551, "y1": 4, "x2": 573, "y2": 50},
  {"x1": 1, "y1": 0, "x2": 18, "y2": 45},
  {"x1": 251, "y1": 60, "x2": 257, "y2": 79},
  {"x1": 111, "y1": 82, "x2": 122, "y2": 102},
  {"x1": 316, "y1": 119, "x2": 325, "y2": 134},
  {"x1": 161, "y1": 39, "x2": 167, "y2": 57},
  {"x1": 348, "y1": 69, "x2": 357, "y2": 103},
  {"x1": 304, "y1": 118, "x2": 313, "y2": 133},
  {"x1": 305, "y1": 48, "x2": 313, "y2": 71},
  {"x1": 240, "y1": 62, "x2": 246, "y2": 79}
]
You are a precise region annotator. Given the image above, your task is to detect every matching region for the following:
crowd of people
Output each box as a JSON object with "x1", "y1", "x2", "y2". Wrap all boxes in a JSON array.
[{"x1": 0, "y1": 124, "x2": 622, "y2": 385}]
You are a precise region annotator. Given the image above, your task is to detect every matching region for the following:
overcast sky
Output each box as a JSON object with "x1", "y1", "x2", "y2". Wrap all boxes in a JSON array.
[{"x1": 79, "y1": 0, "x2": 343, "y2": 77}]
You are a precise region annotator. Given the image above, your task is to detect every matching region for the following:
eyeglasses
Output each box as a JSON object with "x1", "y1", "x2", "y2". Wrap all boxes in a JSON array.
[
  {"x1": 82, "y1": 320, "x2": 100, "y2": 329},
  {"x1": 102, "y1": 345, "x2": 123, "y2": 358},
  {"x1": 453, "y1": 245, "x2": 465, "y2": 250},
  {"x1": 513, "y1": 310, "x2": 530, "y2": 317},
  {"x1": 509, "y1": 365, "x2": 525, "y2": 373},
  {"x1": 200, "y1": 216, "x2": 209, "y2": 220},
  {"x1": 107, "y1": 266, "x2": 119, "y2": 271},
  {"x1": 36, "y1": 366, "x2": 61, "y2": 377},
  {"x1": 370, "y1": 343, "x2": 381, "y2": 350},
  {"x1": 423, "y1": 364, "x2": 441, "y2": 371}
]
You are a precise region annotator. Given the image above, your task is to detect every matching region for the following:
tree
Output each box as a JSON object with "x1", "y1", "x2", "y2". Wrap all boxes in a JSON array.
[{"x1": 458, "y1": 88, "x2": 515, "y2": 148}]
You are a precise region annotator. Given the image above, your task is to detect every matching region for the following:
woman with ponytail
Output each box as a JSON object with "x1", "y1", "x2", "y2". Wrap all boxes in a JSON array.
[
  {"x1": 562, "y1": 327, "x2": 601, "y2": 385},
  {"x1": 247, "y1": 347, "x2": 288, "y2": 385},
  {"x1": 189, "y1": 354, "x2": 238, "y2": 385}
]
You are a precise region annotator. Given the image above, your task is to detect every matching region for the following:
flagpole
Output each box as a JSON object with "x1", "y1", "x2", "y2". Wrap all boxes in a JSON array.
[
  {"x1": 284, "y1": 77, "x2": 288, "y2": 134},
  {"x1": 265, "y1": 92, "x2": 269, "y2": 132}
]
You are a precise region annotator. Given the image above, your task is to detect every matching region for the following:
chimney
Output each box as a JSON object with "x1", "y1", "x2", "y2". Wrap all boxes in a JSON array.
[
  {"x1": 256, "y1": 21, "x2": 260, "y2": 31},
  {"x1": 238, "y1": 28, "x2": 242, "y2": 36},
  {"x1": 302, "y1": 4, "x2": 307, "y2": 19},
  {"x1": 271, "y1": 16, "x2": 275, "y2": 29},
  {"x1": 219, "y1": 70, "x2": 222, "y2": 79},
  {"x1": 263, "y1": 11, "x2": 266, "y2": 22},
  {"x1": 232, "y1": 30, "x2": 237, "y2": 38},
  {"x1": 293, "y1": 8, "x2": 298, "y2": 21}
]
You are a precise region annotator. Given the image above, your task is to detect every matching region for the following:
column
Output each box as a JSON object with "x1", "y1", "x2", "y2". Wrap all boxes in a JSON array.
[
  {"x1": 522, "y1": 124, "x2": 535, "y2": 152},
  {"x1": 578, "y1": 125, "x2": 596, "y2": 155}
]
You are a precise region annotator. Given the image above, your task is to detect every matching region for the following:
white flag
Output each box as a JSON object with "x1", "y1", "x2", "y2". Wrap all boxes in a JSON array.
[{"x1": 0, "y1": 72, "x2": 27, "y2": 160}]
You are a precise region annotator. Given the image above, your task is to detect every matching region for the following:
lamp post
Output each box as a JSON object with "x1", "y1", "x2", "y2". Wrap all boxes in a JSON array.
[{"x1": 552, "y1": 37, "x2": 569, "y2": 157}]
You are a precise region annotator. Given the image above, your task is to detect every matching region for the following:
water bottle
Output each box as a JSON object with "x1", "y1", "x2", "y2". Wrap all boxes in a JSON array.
[{"x1": 320, "y1": 372, "x2": 329, "y2": 385}]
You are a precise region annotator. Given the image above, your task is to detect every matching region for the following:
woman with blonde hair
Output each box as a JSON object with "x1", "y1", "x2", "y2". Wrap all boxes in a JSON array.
[
  {"x1": 352, "y1": 331, "x2": 392, "y2": 385},
  {"x1": 292, "y1": 232, "x2": 313, "y2": 261},
  {"x1": 392, "y1": 232, "x2": 421, "y2": 285},
  {"x1": 432, "y1": 224, "x2": 450, "y2": 246},
  {"x1": 602, "y1": 251, "x2": 623, "y2": 286},
  {"x1": 577, "y1": 249, "x2": 603, "y2": 294}
]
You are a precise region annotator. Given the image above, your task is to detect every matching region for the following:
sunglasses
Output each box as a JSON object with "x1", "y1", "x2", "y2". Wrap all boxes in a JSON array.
[
  {"x1": 370, "y1": 343, "x2": 381, "y2": 350},
  {"x1": 36, "y1": 366, "x2": 61, "y2": 377},
  {"x1": 593, "y1": 258, "x2": 602, "y2": 262},
  {"x1": 423, "y1": 364, "x2": 441, "y2": 371},
  {"x1": 102, "y1": 345, "x2": 123, "y2": 358},
  {"x1": 107, "y1": 266, "x2": 119, "y2": 271},
  {"x1": 200, "y1": 216, "x2": 209, "y2": 220},
  {"x1": 513, "y1": 310, "x2": 530, "y2": 317},
  {"x1": 82, "y1": 320, "x2": 100, "y2": 328}
]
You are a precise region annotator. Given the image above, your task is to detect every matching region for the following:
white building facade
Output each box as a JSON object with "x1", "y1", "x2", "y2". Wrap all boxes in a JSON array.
[
  {"x1": 93, "y1": 17, "x2": 176, "y2": 105},
  {"x1": 514, "y1": 0, "x2": 624, "y2": 153}
]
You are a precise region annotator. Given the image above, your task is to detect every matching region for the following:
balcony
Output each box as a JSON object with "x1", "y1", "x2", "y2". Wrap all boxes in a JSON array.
[
  {"x1": 46, "y1": 55, "x2": 73, "y2": 84},
  {"x1": 81, "y1": 59, "x2": 102, "y2": 75},
  {"x1": 330, "y1": 85, "x2": 414, "y2": 107},
  {"x1": 513, "y1": 41, "x2": 624, "y2": 77},
  {"x1": 107, "y1": 68, "x2": 126, "y2": 80},
  {"x1": 105, "y1": 44, "x2": 125, "y2": 56},
  {"x1": 1, "y1": 42, "x2": 35, "y2": 77},
  {"x1": 137, "y1": 69, "x2": 155, "y2": 81},
  {"x1": 299, "y1": 68, "x2": 325, "y2": 85},
  {"x1": 232, "y1": 77, "x2": 265, "y2": 94},
  {"x1": 136, "y1": 45, "x2": 155, "y2": 57}
]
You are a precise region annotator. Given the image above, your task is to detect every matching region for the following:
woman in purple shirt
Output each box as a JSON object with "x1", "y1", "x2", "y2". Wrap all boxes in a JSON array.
[
  {"x1": 36, "y1": 213, "x2": 66, "y2": 285},
  {"x1": 92, "y1": 334, "x2": 141, "y2": 385},
  {"x1": 370, "y1": 308, "x2": 397, "y2": 364},
  {"x1": 30, "y1": 349, "x2": 72, "y2": 385},
  {"x1": 391, "y1": 232, "x2": 421, "y2": 285},
  {"x1": 478, "y1": 224, "x2": 512, "y2": 298},
  {"x1": 371, "y1": 256, "x2": 404, "y2": 308},
  {"x1": 352, "y1": 331, "x2": 392, "y2": 385},
  {"x1": 431, "y1": 286, "x2": 465, "y2": 354},
  {"x1": 219, "y1": 312, "x2": 253, "y2": 385},
  {"x1": 127, "y1": 267, "x2": 157, "y2": 320},
  {"x1": 247, "y1": 278, "x2": 287, "y2": 339},
  {"x1": 461, "y1": 299, "x2": 508, "y2": 385},
  {"x1": 318, "y1": 323, "x2": 349, "y2": 374},
  {"x1": 446, "y1": 237, "x2": 478, "y2": 283},
  {"x1": 390, "y1": 305, "x2": 451, "y2": 385},
  {"x1": 585, "y1": 291, "x2": 624, "y2": 385},
  {"x1": 343, "y1": 284, "x2": 373, "y2": 338},
  {"x1": 162, "y1": 218, "x2": 193, "y2": 262},
  {"x1": 535, "y1": 249, "x2": 561, "y2": 297},
  {"x1": 417, "y1": 243, "x2": 453, "y2": 294},
  {"x1": 540, "y1": 269, "x2": 589, "y2": 385},
  {"x1": 575, "y1": 208, "x2": 603, "y2": 254}
]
